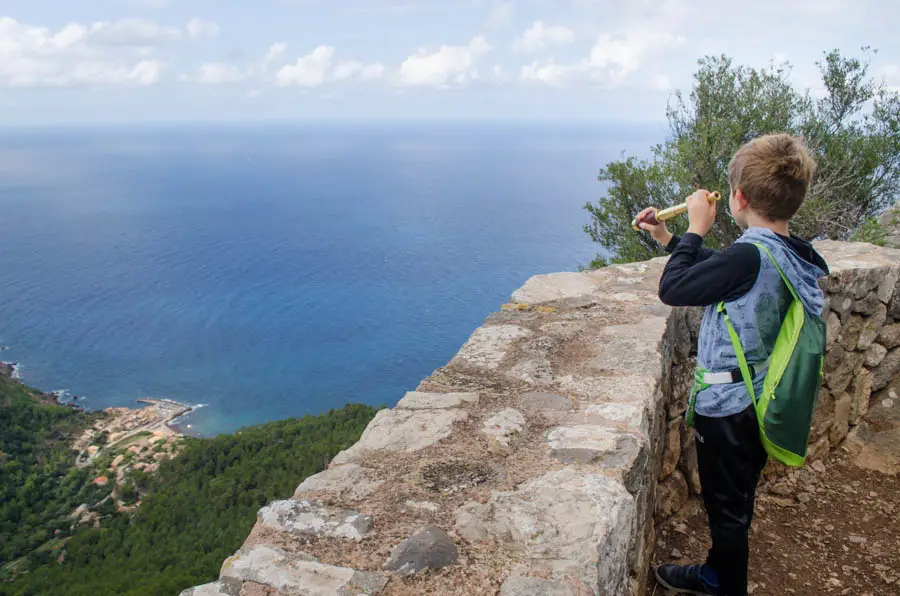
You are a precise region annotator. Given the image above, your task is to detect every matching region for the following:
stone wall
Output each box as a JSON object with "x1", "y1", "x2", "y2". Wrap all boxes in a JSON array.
[{"x1": 182, "y1": 241, "x2": 900, "y2": 596}]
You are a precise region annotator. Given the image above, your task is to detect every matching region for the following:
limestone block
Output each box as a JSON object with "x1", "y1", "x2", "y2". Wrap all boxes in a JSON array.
[
  {"x1": 811, "y1": 389, "x2": 835, "y2": 440},
  {"x1": 397, "y1": 391, "x2": 479, "y2": 410},
  {"x1": 839, "y1": 314, "x2": 864, "y2": 351},
  {"x1": 331, "y1": 407, "x2": 467, "y2": 465},
  {"x1": 876, "y1": 265, "x2": 899, "y2": 303},
  {"x1": 519, "y1": 392, "x2": 572, "y2": 411},
  {"x1": 830, "y1": 294, "x2": 853, "y2": 322},
  {"x1": 660, "y1": 418, "x2": 681, "y2": 479},
  {"x1": 584, "y1": 402, "x2": 647, "y2": 435},
  {"x1": 455, "y1": 468, "x2": 634, "y2": 596},
  {"x1": 221, "y1": 544, "x2": 387, "y2": 595},
  {"x1": 826, "y1": 311, "x2": 841, "y2": 347},
  {"x1": 871, "y1": 348, "x2": 900, "y2": 392},
  {"x1": 383, "y1": 526, "x2": 458, "y2": 576},
  {"x1": 451, "y1": 325, "x2": 532, "y2": 370},
  {"x1": 481, "y1": 408, "x2": 527, "y2": 449},
  {"x1": 858, "y1": 304, "x2": 887, "y2": 350},
  {"x1": 878, "y1": 324, "x2": 900, "y2": 349},
  {"x1": 849, "y1": 369, "x2": 873, "y2": 425},
  {"x1": 830, "y1": 393, "x2": 852, "y2": 445},
  {"x1": 257, "y1": 499, "x2": 373, "y2": 542},
  {"x1": 853, "y1": 292, "x2": 882, "y2": 315},
  {"x1": 656, "y1": 470, "x2": 688, "y2": 519},
  {"x1": 294, "y1": 464, "x2": 383, "y2": 501},
  {"x1": 865, "y1": 343, "x2": 888, "y2": 368}
]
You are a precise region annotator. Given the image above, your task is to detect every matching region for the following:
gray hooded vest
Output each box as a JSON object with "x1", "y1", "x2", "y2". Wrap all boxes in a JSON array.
[{"x1": 694, "y1": 227, "x2": 828, "y2": 417}]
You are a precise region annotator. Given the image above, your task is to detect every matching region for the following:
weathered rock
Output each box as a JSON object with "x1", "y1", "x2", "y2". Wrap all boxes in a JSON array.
[
  {"x1": 221, "y1": 544, "x2": 387, "y2": 595},
  {"x1": 546, "y1": 425, "x2": 620, "y2": 464},
  {"x1": 257, "y1": 499, "x2": 373, "y2": 541},
  {"x1": 585, "y1": 402, "x2": 647, "y2": 434},
  {"x1": 825, "y1": 347, "x2": 863, "y2": 395},
  {"x1": 587, "y1": 317, "x2": 669, "y2": 376},
  {"x1": 871, "y1": 348, "x2": 900, "y2": 392},
  {"x1": 865, "y1": 343, "x2": 888, "y2": 368},
  {"x1": 499, "y1": 576, "x2": 576, "y2": 596},
  {"x1": 853, "y1": 292, "x2": 882, "y2": 315},
  {"x1": 849, "y1": 369, "x2": 873, "y2": 425},
  {"x1": 660, "y1": 418, "x2": 681, "y2": 479},
  {"x1": 295, "y1": 464, "x2": 383, "y2": 501},
  {"x1": 656, "y1": 470, "x2": 689, "y2": 519},
  {"x1": 826, "y1": 311, "x2": 841, "y2": 347},
  {"x1": 839, "y1": 314, "x2": 864, "y2": 351},
  {"x1": 481, "y1": 408, "x2": 527, "y2": 449},
  {"x1": 519, "y1": 391, "x2": 573, "y2": 411},
  {"x1": 830, "y1": 294, "x2": 853, "y2": 321},
  {"x1": 331, "y1": 407, "x2": 467, "y2": 465},
  {"x1": 808, "y1": 435, "x2": 830, "y2": 461},
  {"x1": 178, "y1": 579, "x2": 242, "y2": 596},
  {"x1": 890, "y1": 279, "x2": 900, "y2": 319},
  {"x1": 811, "y1": 389, "x2": 835, "y2": 440},
  {"x1": 876, "y1": 264, "x2": 899, "y2": 303},
  {"x1": 383, "y1": 526, "x2": 458, "y2": 576},
  {"x1": 455, "y1": 468, "x2": 634, "y2": 595},
  {"x1": 396, "y1": 391, "x2": 479, "y2": 410},
  {"x1": 858, "y1": 303, "x2": 887, "y2": 349},
  {"x1": 831, "y1": 393, "x2": 852, "y2": 445},
  {"x1": 878, "y1": 324, "x2": 900, "y2": 349},
  {"x1": 450, "y1": 324, "x2": 532, "y2": 370}
]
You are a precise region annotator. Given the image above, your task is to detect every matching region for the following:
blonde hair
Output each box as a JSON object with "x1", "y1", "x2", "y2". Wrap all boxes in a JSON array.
[{"x1": 728, "y1": 133, "x2": 817, "y2": 221}]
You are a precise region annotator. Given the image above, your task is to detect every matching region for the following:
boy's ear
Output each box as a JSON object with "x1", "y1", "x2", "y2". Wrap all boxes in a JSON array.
[{"x1": 734, "y1": 188, "x2": 750, "y2": 212}]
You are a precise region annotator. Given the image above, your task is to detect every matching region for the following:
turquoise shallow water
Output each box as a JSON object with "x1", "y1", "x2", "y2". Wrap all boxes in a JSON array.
[{"x1": 0, "y1": 122, "x2": 659, "y2": 436}]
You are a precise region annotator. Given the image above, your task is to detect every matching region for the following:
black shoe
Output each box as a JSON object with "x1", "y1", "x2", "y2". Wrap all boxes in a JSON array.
[{"x1": 654, "y1": 563, "x2": 723, "y2": 595}]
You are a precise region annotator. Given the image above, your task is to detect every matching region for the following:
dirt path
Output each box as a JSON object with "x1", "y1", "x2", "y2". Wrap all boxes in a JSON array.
[{"x1": 648, "y1": 395, "x2": 900, "y2": 596}]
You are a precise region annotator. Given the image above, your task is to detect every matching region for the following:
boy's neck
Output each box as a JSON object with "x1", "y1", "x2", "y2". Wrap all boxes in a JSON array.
[{"x1": 745, "y1": 212, "x2": 790, "y2": 237}]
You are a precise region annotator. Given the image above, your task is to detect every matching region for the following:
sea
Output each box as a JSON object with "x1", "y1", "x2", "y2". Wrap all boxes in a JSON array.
[{"x1": 0, "y1": 122, "x2": 661, "y2": 436}]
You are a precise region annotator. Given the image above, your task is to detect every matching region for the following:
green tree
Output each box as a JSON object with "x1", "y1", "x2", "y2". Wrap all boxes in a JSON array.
[{"x1": 584, "y1": 48, "x2": 900, "y2": 267}]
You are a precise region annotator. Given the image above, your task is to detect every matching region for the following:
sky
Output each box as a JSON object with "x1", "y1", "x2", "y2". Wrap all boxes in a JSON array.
[{"x1": 1, "y1": 0, "x2": 898, "y2": 125}]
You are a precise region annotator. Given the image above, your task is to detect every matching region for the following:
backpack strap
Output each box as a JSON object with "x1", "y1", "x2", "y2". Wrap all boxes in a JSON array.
[
  {"x1": 717, "y1": 301, "x2": 757, "y2": 405},
  {"x1": 752, "y1": 242, "x2": 801, "y2": 304}
]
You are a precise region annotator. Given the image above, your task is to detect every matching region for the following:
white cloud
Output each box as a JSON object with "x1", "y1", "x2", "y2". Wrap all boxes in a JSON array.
[
  {"x1": 246, "y1": 89, "x2": 262, "y2": 98},
  {"x1": 512, "y1": 21, "x2": 575, "y2": 54},
  {"x1": 275, "y1": 46, "x2": 385, "y2": 87},
  {"x1": 396, "y1": 35, "x2": 491, "y2": 87},
  {"x1": 0, "y1": 16, "x2": 171, "y2": 87},
  {"x1": 361, "y1": 62, "x2": 385, "y2": 81},
  {"x1": 521, "y1": 29, "x2": 684, "y2": 87},
  {"x1": 265, "y1": 42, "x2": 287, "y2": 66},
  {"x1": 276, "y1": 46, "x2": 335, "y2": 87},
  {"x1": 188, "y1": 62, "x2": 244, "y2": 84},
  {"x1": 125, "y1": 0, "x2": 171, "y2": 8},
  {"x1": 90, "y1": 18, "x2": 182, "y2": 45},
  {"x1": 186, "y1": 18, "x2": 220, "y2": 40},
  {"x1": 487, "y1": 2, "x2": 514, "y2": 29},
  {"x1": 333, "y1": 60, "x2": 364, "y2": 80}
]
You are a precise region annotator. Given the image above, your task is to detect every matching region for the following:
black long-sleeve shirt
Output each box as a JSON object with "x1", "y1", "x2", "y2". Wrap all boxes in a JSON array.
[{"x1": 658, "y1": 232, "x2": 829, "y2": 308}]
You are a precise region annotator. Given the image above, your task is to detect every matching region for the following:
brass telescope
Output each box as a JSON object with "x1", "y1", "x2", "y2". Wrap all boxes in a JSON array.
[{"x1": 632, "y1": 191, "x2": 722, "y2": 231}]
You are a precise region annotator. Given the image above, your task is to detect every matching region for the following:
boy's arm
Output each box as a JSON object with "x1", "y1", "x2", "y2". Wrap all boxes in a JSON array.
[
  {"x1": 664, "y1": 234, "x2": 717, "y2": 262},
  {"x1": 659, "y1": 233, "x2": 761, "y2": 307}
]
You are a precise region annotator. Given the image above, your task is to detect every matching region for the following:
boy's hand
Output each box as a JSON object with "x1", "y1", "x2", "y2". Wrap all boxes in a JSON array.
[
  {"x1": 686, "y1": 189, "x2": 717, "y2": 237},
  {"x1": 636, "y1": 207, "x2": 673, "y2": 246}
]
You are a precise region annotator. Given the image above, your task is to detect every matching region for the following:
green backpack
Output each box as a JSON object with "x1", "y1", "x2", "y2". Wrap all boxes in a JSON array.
[{"x1": 719, "y1": 243, "x2": 827, "y2": 467}]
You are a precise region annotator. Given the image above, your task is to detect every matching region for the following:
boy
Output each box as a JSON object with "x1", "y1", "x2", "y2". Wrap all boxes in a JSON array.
[{"x1": 638, "y1": 133, "x2": 829, "y2": 596}]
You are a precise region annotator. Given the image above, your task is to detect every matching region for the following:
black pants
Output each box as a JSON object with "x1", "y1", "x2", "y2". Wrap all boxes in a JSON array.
[{"x1": 694, "y1": 405, "x2": 768, "y2": 596}]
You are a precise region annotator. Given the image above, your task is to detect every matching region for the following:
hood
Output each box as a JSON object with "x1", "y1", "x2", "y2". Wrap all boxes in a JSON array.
[{"x1": 737, "y1": 227, "x2": 830, "y2": 316}]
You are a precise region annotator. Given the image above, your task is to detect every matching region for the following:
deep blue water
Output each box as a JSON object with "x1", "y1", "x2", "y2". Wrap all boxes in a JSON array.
[{"x1": 0, "y1": 123, "x2": 659, "y2": 436}]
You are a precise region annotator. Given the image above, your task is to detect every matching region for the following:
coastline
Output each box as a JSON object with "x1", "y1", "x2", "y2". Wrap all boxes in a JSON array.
[{"x1": 0, "y1": 359, "x2": 197, "y2": 438}]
